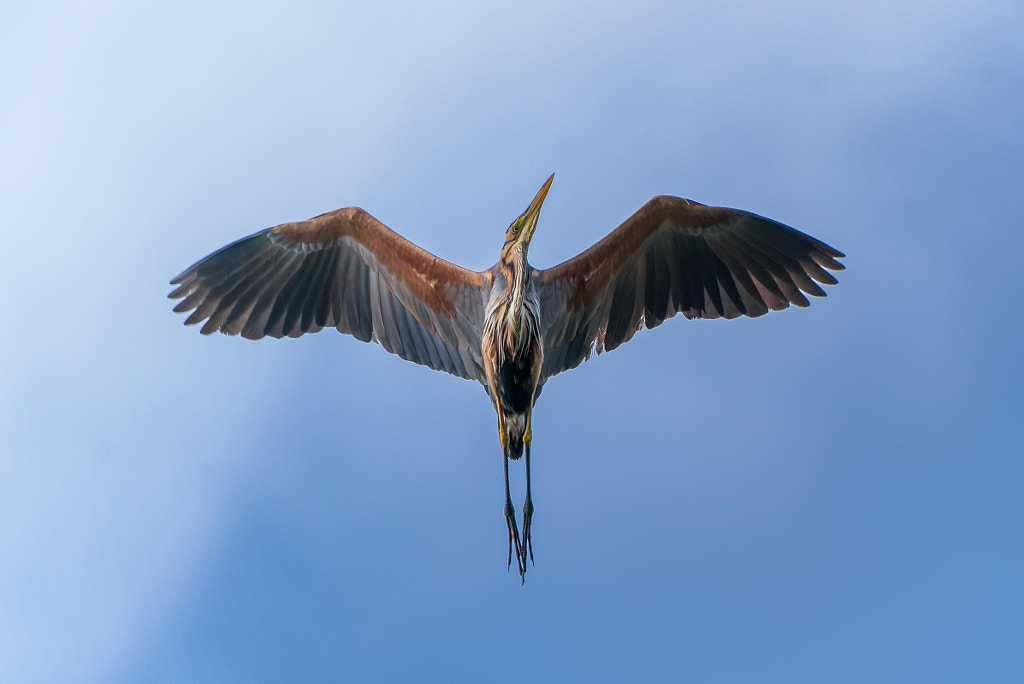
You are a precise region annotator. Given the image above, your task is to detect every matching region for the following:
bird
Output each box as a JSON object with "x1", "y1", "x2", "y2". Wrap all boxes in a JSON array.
[{"x1": 169, "y1": 174, "x2": 844, "y2": 581}]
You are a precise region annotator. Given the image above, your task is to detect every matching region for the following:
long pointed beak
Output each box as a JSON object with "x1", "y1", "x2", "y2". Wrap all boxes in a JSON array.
[{"x1": 521, "y1": 173, "x2": 554, "y2": 243}]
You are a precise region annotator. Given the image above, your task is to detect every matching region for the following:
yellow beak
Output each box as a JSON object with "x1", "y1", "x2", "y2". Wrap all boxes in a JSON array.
[{"x1": 520, "y1": 173, "x2": 554, "y2": 244}]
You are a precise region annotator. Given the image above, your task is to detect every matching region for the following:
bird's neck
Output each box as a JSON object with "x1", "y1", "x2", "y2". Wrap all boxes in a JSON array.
[
  {"x1": 504, "y1": 248, "x2": 532, "y2": 332},
  {"x1": 485, "y1": 247, "x2": 538, "y2": 362}
]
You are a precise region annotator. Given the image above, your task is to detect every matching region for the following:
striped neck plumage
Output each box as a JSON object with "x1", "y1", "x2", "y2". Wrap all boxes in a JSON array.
[{"x1": 506, "y1": 245, "x2": 528, "y2": 334}]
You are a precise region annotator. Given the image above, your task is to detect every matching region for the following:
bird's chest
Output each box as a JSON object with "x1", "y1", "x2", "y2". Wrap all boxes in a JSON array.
[
  {"x1": 482, "y1": 303, "x2": 543, "y2": 415},
  {"x1": 490, "y1": 330, "x2": 542, "y2": 415}
]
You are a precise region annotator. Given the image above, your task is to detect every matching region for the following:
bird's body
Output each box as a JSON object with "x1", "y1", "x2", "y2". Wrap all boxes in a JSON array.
[
  {"x1": 170, "y1": 174, "x2": 844, "y2": 581},
  {"x1": 482, "y1": 272, "x2": 541, "y2": 460}
]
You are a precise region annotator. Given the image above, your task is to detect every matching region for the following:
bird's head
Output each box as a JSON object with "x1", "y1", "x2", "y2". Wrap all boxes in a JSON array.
[{"x1": 503, "y1": 173, "x2": 554, "y2": 256}]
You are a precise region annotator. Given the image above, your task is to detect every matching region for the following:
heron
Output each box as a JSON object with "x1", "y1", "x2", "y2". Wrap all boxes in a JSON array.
[{"x1": 169, "y1": 174, "x2": 844, "y2": 581}]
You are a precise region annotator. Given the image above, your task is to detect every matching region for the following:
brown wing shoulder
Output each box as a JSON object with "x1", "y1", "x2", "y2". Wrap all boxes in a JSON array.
[
  {"x1": 271, "y1": 207, "x2": 486, "y2": 319},
  {"x1": 535, "y1": 196, "x2": 736, "y2": 308}
]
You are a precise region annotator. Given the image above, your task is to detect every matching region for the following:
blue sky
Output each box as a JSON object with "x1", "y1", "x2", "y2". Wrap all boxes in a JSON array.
[{"x1": 2, "y1": 0, "x2": 1022, "y2": 681}]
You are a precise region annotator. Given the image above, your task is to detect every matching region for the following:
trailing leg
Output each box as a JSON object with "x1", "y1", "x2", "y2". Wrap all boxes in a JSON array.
[
  {"x1": 521, "y1": 411, "x2": 535, "y2": 566},
  {"x1": 499, "y1": 420, "x2": 525, "y2": 579}
]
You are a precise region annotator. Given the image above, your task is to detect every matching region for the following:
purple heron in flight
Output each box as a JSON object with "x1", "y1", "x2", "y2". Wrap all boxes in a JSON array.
[{"x1": 170, "y1": 175, "x2": 844, "y2": 581}]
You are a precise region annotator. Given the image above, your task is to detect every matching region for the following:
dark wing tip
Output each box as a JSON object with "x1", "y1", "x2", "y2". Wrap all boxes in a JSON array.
[
  {"x1": 820, "y1": 244, "x2": 846, "y2": 260},
  {"x1": 809, "y1": 248, "x2": 845, "y2": 275}
]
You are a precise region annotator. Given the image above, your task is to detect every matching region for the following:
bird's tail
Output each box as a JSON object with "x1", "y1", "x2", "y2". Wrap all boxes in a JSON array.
[{"x1": 507, "y1": 430, "x2": 524, "y2": 460}]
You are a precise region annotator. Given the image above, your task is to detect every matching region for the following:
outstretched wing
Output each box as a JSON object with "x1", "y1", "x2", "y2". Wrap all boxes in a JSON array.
[
  {"x1": 535, "y1": 196, "x2": 845, "y2": 379},
  {"x1": 170, "y1": 206, "x2": 491, "y2": 381}
]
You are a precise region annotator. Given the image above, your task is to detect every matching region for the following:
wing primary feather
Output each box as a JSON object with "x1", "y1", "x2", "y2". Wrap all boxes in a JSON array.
[
  {"x1": 294, "y1": 249, "x2": 334, "y2": 333},
  {"x1": 632, "y1": 253, "x2": 647, "y2": 334},
  {"x1": 810, "y1": 251, "x2": 845, "y2": 271},
  {"x1": 179, "y1": 238, "x2": 272, "y2": 327},
  {"x1": 644, "y1": 247, "x2": 670, "y2": 326},
  {"x1": 352, "y1": 256, "x2": 375, "y2": 342},
  {"x1": 168, "y1": 281, "x2": 195, "y2": 301},
  {"x1": 801, "y1": 255, "x2": 841, "y2": 284},
  {"x1": 294, "y1": 250, "x2": 334, "y2": 335},
  {"x1": 419, "y1": 316, "x2": 448, "y2": 371},
  {"x1": 605, "y1": 263, "x2": 638, "y2": 350},
  {"x1": 692, "y1": 242, "x2": 726, "y2": 318},
  {"x1": 333, "y1": 248, "x2": 362, "y2": 337},
  {"x1": 335, "y1": 249, "x2": 357, "y2": 338},
  {"x1": 737, "y1": 218, "x2": 843, "y2": 277},
  {"x1": 312, "y1": 246, "x2": 341, "y2": 328},
  {"x1": 174, "y1": 290, "x2": 210, "y2": 314},
  {"x1": 703, "y1": 235, "x2": 769, "y2": 317},
  {"x1": 704, "y1": 246, "x2": 744, "y2": 319},
  {"x1": 710, "y1": 232, "x2": 789, "y2": 311},
  {"x1": 365, "y1": 271, "x2": 385, "y2": 349},
  {"x1": 182, "y1": 254, "x2": 272, "y2": 328},
  {"x1": 415, "y1": 314, "x2": 449, "y2": 371},
  {"x1": 739, "y1": 216, "x2": 841, "y2": 262},
  {"x1": 727, "y1": 233, "x2": 809, "y2": 307},
  {"x1": 276, "y1": 252, "x2": 322, "y2": 337},
  {"x1": 170, "y1": 232, "x2": 267, "y2": 289},
  {"x1": 391, "y1": 291, "x2": 419, "y2": 361},
  {"x1": 216, "y1": 251, "x2": 285, "y2": 334},
  {"x1": 245, "y1": 253, "x2": 304, "y2": 338},
  {"x1": 733, "y1": 224, "x2": 827, "y2": 299},
  {"x1": 696, "y1": 239, "x2": 733, "y2": 318},
  {"x1": 673, "y1": 232, "x2": 709, "y2": 317},
  {"x1": 376, "y1": 276, "x2": 404, "y2": 356},
  {"x1": 416, "y1": 314, "x2": 446, "y2": 371},
  {"x1": 237, "y1": 261, "x2": 290, "y2": 339}
]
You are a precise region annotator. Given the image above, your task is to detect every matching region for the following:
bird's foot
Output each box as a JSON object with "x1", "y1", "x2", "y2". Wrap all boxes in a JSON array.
[
  {"x1": 504, "y1": 501, "x2": 526, "y2": 579},
  {"x1": 521, "y1": 497, "x2": 535, "y2": 567}
]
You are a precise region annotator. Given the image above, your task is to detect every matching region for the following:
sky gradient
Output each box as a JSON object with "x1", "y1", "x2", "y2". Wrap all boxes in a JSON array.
[{"x1": 2, "y1": 1, "x2": 1022, "y2": 681}]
